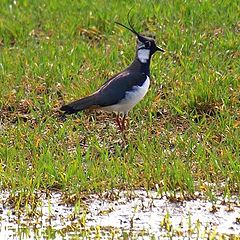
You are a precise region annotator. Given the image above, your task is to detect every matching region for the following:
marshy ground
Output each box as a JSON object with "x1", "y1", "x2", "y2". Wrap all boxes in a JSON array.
[
  {"x1": 0, "y1": 0, "x2": 239, "y2": 239},
  {"x1": 1, "y1": 190, "x2": 239, "y2": 239}
]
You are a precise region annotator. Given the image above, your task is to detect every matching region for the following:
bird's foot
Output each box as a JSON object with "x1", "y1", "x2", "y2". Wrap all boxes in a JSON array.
[{"x1": 116, "y1": 114, "x2": 128, "y2": 132}]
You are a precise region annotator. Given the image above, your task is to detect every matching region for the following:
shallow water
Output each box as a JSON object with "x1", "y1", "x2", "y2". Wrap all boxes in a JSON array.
[{"x1": 0, "y1": 190, "x2": 239, "y2": 239}]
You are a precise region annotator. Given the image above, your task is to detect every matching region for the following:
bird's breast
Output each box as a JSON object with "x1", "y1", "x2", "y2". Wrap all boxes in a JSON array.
[
  {"x1": 124, "y1": 76, "x2": 150, "y2": 104},
  {"x1": 101, "y1": 76, "x2": 150, "y2": 114}
]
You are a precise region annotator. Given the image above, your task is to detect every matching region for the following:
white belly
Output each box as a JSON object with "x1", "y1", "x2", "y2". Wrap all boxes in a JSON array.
[{"x1": 102, "y1": 76, "x2": 150, "y2": 114}]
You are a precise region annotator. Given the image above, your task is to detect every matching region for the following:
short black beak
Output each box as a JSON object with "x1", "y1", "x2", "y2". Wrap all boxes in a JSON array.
[{"x1": 156, "y1": 46, "x2": 165, "y2": 52}]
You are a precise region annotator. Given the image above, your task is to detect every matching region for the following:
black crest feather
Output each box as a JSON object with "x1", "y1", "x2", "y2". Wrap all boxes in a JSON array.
[{"x1": 115, "y1": 8, "x2": 140, "y2": 37}]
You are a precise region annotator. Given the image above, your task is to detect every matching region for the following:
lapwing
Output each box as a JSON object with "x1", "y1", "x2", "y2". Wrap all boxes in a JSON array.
[{"x1": 60, "y1": 16, "x2": 164, "y2": 131}]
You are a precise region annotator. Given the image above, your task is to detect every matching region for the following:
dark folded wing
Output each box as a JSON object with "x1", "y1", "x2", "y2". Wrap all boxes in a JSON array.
[{"x1": 95, "y1": 70, "x2": 147, "y2": 107}]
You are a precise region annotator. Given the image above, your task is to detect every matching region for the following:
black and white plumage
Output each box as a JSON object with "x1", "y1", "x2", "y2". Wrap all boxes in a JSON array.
[{"x1": 61, "y1": 19, "x2": 164, "y2": 131}]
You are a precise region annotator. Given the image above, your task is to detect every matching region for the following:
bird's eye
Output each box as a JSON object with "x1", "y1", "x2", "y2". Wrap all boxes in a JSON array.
[{"x1": 145, "y1": 41, "x2": 151, "y2": 48}]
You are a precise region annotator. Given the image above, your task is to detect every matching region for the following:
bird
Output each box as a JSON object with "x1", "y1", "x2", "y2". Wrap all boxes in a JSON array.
[{"x1": 60, "y1": 15, "x2": 164, "y2": 131}]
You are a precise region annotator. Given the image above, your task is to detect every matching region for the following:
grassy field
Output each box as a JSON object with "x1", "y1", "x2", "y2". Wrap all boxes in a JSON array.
[{"x1": 0, "y1": 0, "x2": 239, "y2": 207}]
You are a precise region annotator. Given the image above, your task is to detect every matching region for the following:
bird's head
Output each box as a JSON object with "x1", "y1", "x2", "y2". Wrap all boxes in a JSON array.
[{"x1": 115, "y1": 14, "x2": 164, "y2": 63}]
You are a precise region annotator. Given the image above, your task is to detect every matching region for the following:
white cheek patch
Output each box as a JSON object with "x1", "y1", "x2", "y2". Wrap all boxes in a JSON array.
[{"x1": 138, "y1": 49, "x2": 150, "y2": 63}]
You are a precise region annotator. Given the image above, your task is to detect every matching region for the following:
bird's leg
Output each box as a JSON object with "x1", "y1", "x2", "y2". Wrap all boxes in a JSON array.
[{"x1": 116, "y1": 113, "x2": 123, "y2": 131}]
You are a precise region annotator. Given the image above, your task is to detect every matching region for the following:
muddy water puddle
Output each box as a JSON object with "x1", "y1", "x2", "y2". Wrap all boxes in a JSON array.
[{"x1": 0, "y1": 190, "x2": 239, "y2": 239}]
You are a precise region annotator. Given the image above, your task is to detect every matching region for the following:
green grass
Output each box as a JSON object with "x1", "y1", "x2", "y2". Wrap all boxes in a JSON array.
[{"x1": 0, "y1": 0, "x2": 239, "y2": 201}]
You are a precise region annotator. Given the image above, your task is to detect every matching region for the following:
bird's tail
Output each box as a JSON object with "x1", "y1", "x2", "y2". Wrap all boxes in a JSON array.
[{"x1": 60, "y1": 94, "x2": 98, "y2": 114}]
